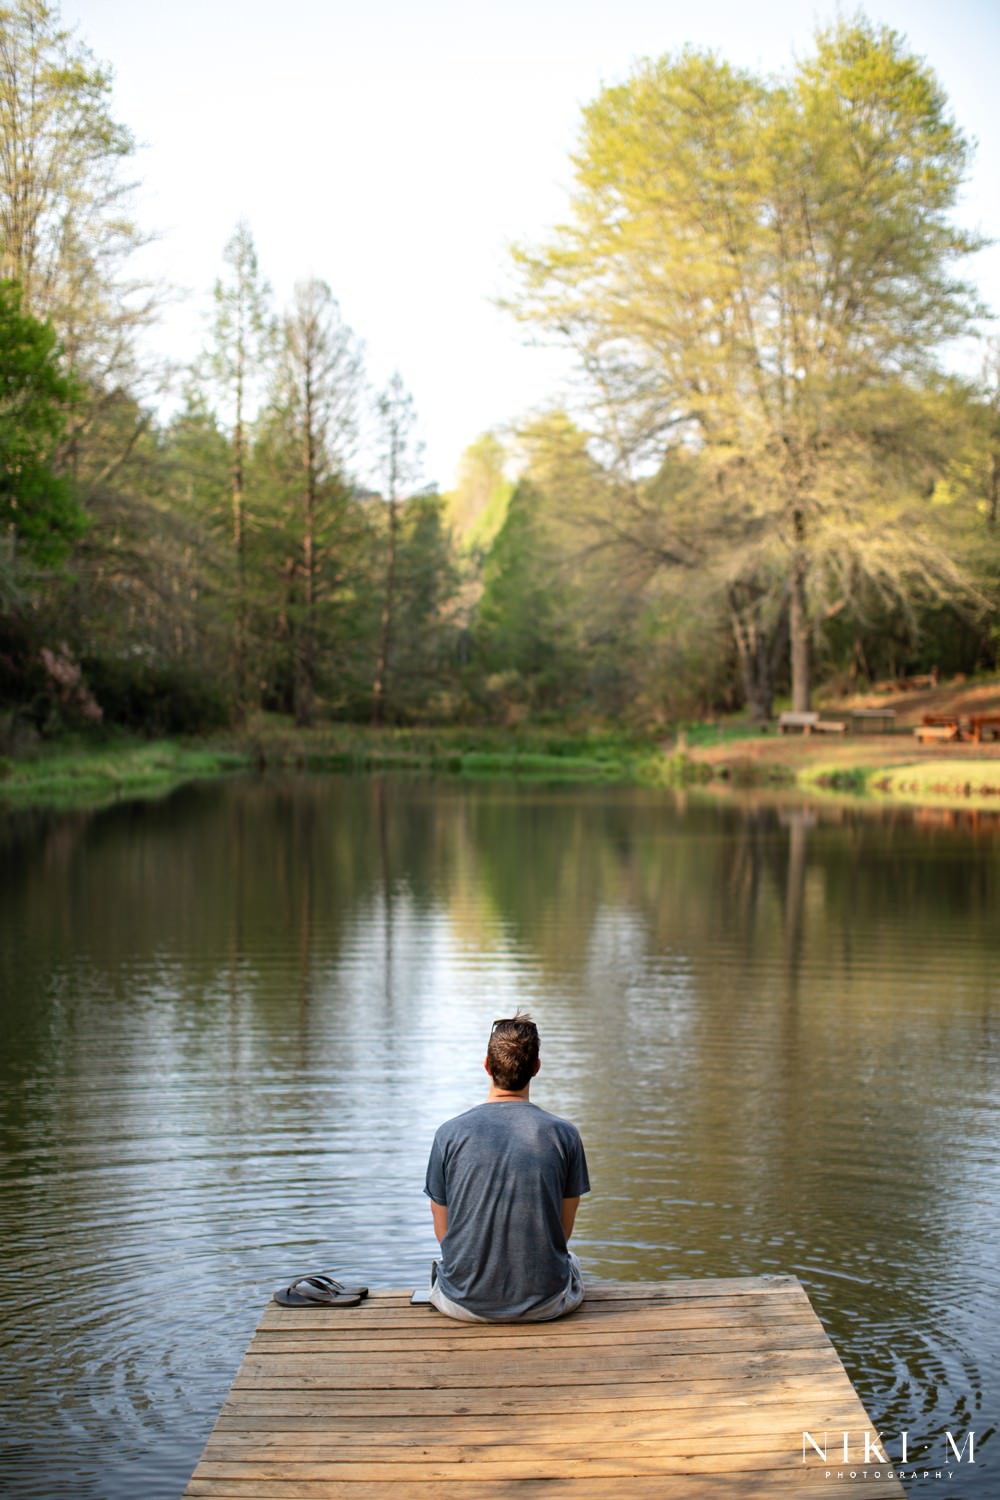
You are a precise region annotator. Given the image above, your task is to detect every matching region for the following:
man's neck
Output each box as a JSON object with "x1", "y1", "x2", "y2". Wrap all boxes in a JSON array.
[{"x1": 486, "y1": 1084, "x2": 531, "y2": 1102}]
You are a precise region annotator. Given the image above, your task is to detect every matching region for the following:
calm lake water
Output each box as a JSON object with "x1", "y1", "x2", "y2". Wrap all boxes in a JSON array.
[{"x1": 1, "y1": 775, "x2": 998, "y2": 1499}]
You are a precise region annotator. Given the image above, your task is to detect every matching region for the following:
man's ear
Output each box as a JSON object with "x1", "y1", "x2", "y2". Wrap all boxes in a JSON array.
[
  {"x1": 532, "y1": 1058, "x2": 541, "y2": 1077},
  {"x1": 484, "y1": 1055, "x2": 493, "y2": 1076}
]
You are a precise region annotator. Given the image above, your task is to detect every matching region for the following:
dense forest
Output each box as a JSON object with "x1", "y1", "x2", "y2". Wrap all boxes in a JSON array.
[{"x1": 1, "y1": 1, "x2": 997, "y2": 747}]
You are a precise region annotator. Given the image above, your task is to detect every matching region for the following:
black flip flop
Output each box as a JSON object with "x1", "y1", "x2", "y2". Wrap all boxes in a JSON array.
[
  {"x1": 273, "y1": 1273, "x2": 367, "y2": 1307},
  {"x1": 312, "y1": 1269, "x2": 368, "y2": 1298}
]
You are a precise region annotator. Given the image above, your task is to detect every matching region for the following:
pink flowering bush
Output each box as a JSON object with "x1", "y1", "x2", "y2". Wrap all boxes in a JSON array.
[{"x1": 39, "y1": 643, "x2": 103, "y2": 725}]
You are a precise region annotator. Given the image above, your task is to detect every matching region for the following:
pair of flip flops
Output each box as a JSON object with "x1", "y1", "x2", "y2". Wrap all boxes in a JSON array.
[{"x1": 273, "y1": 1273, "x2": 369, "y2": 1307}]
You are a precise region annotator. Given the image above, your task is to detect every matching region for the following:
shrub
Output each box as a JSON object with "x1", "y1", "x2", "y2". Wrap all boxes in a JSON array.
[{"x1": 82, "y1": 656, "x2": 232, "y2": 735}]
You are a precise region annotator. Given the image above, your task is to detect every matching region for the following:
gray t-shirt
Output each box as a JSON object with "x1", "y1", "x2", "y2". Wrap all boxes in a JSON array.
[{"x1": 424, "y1": 1099, "x2": 590, "y2": 1319}]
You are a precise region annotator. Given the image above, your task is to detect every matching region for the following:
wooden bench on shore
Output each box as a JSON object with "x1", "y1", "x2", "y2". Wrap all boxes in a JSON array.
[
  {"x1": 183, "y1": 1276, "x2": 905, "y2": 1499},
  {"x1": 849, "y1": 709, "x2": 897, "y2": 734},
  {"x1": 915, "y1": 719, "x2": 961, "y2": 744},
  {"x1": 969, "y1": 714, "x2": 1000, "y2": 744},
  {"x1": 779, "y1": 712, "x2": 847, "y2": 736},
  {"x1": 915, "y1": 713, "x2": 1000, "y2": 744}
]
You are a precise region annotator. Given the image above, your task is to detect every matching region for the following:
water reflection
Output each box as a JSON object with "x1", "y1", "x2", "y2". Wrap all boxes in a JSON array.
[{"x1": 0, "y1": 777, "x2": 998, "y2": 1498}]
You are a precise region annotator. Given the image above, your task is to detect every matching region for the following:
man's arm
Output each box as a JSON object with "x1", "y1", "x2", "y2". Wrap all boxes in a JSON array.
[
  {"x1": 431, "y1": 1200, "x2": 448, "y2": 1243},
  {"x1": 561, "y1": 1196, "x2": 580, "y2": 1239}
]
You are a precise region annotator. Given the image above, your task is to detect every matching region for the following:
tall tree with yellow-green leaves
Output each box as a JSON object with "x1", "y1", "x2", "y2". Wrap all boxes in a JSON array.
[
  {"x1": 0, "y1": 0, "x2": 154, "y2": 411},
  {"x1": 272, "y1": 278, "x2": 365, "y2": 727},
  {"x1": 203, "y1": 222, "x2": 275, "y2": 709},
  {"x1": 371, "y1": 370, "x2": 421, "y2": 726},
  {"x1": 446, "y1": 432, "x2": 512, "y2": 556},
  {"x1": 511, "y1": 19, "x2": 987, "y2": 716},
  {"x1": 0, "y1": 0, "x2": 176, "y2": 730}
]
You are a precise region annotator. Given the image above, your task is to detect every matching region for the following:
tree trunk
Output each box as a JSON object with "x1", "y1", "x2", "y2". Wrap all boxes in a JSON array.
[
  {"x1": 232, "y1": 401, "x2": 246, "y2": 713},
  {"x1": 295, "y1": 373, "x2": 317, "y2": 729},
  {"x1": 371, "y1": 497, "x2": 399, "y2": 727},
  {"x1": 729, "y1": 589, "x2": 786, "y2": 723},
  {"x1": 789, "y1": 512, "x2": 810, "y2": 712},
  {"x1": 850, "y1": 630, "x2": 870, "y2": 684}
]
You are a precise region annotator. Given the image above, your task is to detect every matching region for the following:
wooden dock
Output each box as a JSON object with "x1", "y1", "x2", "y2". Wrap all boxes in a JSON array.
[{"x1": 184, "y1": 1275, "x2": 905, "y2": 1498}]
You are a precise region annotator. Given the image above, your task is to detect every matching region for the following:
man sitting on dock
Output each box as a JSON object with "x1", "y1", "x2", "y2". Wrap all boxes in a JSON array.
[{"x1": 424, "y1": 1011, "x2": 590, "y2": 1322}]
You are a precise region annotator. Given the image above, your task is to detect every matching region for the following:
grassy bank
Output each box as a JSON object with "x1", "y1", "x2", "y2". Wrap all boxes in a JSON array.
[
  {"x1": 6, "y1": 710, "x2": 1000, "y2": 815},
  {"x1": 794, "y1": 754, "x2": 1000, "y2": 801},
  {"x1": 868, "y1": 759, "x2": 1000, "y2": 808},
  {"x1": 0, "y1": 739, "x2": 248, "y2": 809},
  {"x1": 0, "y1": 723, "x2": 692, "y2": 810},
  {"x1": 227, "y1": 721, "x2": 685, "y2": 785},
  {"x1": 683, "y1": 720, "x2": 1000, "y2": 810}
]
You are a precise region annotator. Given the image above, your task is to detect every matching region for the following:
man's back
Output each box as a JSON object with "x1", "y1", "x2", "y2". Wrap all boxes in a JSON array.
[{"x1": 425, "y1": 1098, "x2": 589, "y2": 1319}]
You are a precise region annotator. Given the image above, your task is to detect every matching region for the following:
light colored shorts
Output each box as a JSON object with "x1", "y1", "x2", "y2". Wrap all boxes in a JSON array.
[{"x1": 428, "y1": 1253, "x2": 584, "y2": 1323}]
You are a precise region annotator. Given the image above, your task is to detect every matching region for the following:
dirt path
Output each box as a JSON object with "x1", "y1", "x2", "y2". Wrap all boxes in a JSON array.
[
  {"x1": 692, "y1": 733, "x2": 1000, "y2": 774},
  {"x1": 685, "y1": 677, "x2": 1000, "y2": 800}
]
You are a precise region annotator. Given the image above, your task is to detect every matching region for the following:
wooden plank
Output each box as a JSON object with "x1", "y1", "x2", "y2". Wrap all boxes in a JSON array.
[
  {"x1": 206, "y1": 1410, "x2": 870, "y2": 1449},
  {"x1": 183, "y1": 1277, "x2": 903, "y2": 1498},
  {"x1": 247, "y1": 1324, "x2": 829, "y2": 1352},
  {"x1": 253, "y1": 1298, "x2": 820, "y2": 1336},
  {"x1": 266, "y1": 1283, "x2": 804, "y2": 1304},
  {"x1": 233, "y1": 1353, "x2": 842, "y2": 1392},
  {"x1": 241, "y1": 1324, "x2": 832, "y2": 1363},
  {"x1": 254, "y1": 1290, "x2": 813, "y2": 1330},
  {"x1": 234, "y1": 1348, "x2": 837, "y2": 1392},
  {"x1": 245, "y1": 1336, "x2": 820, "y2": 1362},
  {"x1": 255, "y1": 1277, "x2": 805, "y2": 1320},
  {"x1": 198, "y1": 1429, "x2": 883, "y2": 1463},
  {"x1": 254, "y1": 1301, "x2": 819, "y2": 1341},
  {"x1": 185, "y1": 1480, "x2": 903, "y2": 1500},
  {"x1": 250, "y1": 1325, "x2": 825, "y2": 1356},
  {"x1": 191, "y1": 1447, "x2": 899, "y2": 1478},
  {"x1": 322, "y1": 1281, "x2": 800, "y2": 1298},
  {"x1": 254, "y1": 1301, "x2": 813, "y2": 1333},
  {"x1": 217, "y1": 1375, "x2": 859, "y2": 1419},
  {"x1": 256, "y1": 1300, "x2": 816, "y2": 1329},
  {"x1": 256, "y1": 1293, "x2": 817, "y2": 1325},
  {"x1": 210, "y1": 1401, "x2": 870, "y2": 1440}
]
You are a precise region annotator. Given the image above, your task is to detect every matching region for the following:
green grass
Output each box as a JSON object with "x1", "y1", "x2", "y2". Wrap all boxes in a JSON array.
[
  {"x1": 10, "y1": 718, "x2": 997, "y2": 814},
  {"x1": 456, "y1": 750, "x2": 627, "y2": 780},
  {"x1": 0, "y1": 723, "x2": 678, "y2": 809},
  {"x1": 0, "y1": 739, "x2": 248, "y2": 808},
  {"x1": 870, "y1": 759, "x2": 1000, "y2": 806},
  {"x1": 675, "y1": 718, "x2": 768, "y2": 749},
  {"x1": 232, "y1": 720, "x2": 676, "y2": 785},
  {"x1": 796, "y1": 762, "x2": 874, "y2": 795}
]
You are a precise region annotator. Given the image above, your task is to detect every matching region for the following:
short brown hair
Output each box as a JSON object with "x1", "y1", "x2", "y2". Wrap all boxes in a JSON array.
[{"x1": 487, "y1": 1011, "x2": 539, "y2": 1091}]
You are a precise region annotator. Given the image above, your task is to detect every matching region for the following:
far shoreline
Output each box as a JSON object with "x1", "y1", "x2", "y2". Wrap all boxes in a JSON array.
[{"x1": 4, "y1": 699, "x2": 1000, "y2": 815}]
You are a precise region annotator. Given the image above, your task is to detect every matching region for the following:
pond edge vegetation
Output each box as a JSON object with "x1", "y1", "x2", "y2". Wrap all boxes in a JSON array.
[{"x1": 5, "y1": 707, "x2": 1000, "y2": 813}]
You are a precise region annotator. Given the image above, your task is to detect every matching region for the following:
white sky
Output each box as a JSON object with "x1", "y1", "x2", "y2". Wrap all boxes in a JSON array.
[{"x1": 64, "y1": 0, "x2": 1000, "y2": 490}]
